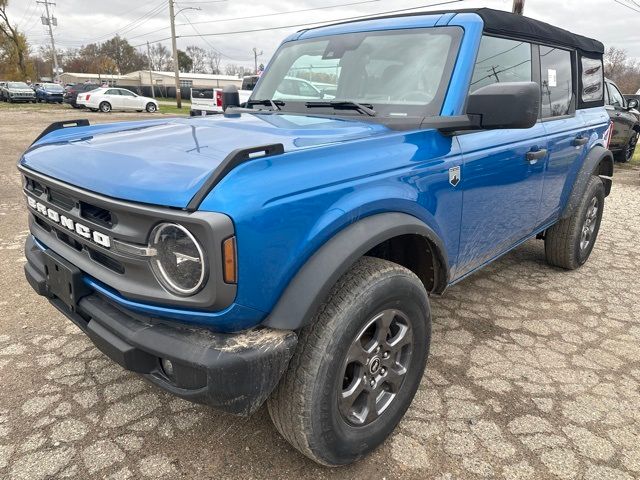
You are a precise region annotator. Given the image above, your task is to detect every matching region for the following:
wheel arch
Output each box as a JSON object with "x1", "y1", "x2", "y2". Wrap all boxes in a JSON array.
[
  {"x1": 262, "y1": 212, "x2": 449, "y2": 331},
  {"x1": 560, "y1": 145, "x2": 613, "y2": 220}
]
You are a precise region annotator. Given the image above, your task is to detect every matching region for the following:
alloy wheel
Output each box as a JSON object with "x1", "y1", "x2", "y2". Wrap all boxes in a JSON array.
[
  {"x1": 580, "y1": 196, "x2": 599, "y2": 251},
  {"x1": 338, "y1": 309, "x2": 413, "y2": 426}
]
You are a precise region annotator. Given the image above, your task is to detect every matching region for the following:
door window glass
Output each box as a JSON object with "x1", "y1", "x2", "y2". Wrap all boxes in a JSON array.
[
  {"x1": 470, "y1": 36, "x2": 532, "y2": 92},
  {"x1": 105, "y1": 89, "x2": 120, "y2": 95},
  {"x1": 607, "y1": 82, "x2": 625, "y2": 107},
  {"x1": 118, "y1": 89, "x2": 136, "y2": 96},
  {"x1": 540, "y1": 46, "x2": 573, "y2": 117}
]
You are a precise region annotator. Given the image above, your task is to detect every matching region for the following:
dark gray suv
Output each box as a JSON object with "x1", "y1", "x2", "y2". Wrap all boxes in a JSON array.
[{"x1": 605, "y1": 78, "x2": 640, "y2": 162}]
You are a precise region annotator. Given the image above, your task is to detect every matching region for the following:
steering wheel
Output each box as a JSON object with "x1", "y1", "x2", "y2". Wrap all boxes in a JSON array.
[{"x1": 398, "y1": 91, "x2": 431, "y2": 102}]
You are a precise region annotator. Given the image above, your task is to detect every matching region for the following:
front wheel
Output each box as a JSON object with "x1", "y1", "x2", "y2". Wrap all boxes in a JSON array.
[
  {"x1": 545, "y1": 175, "x2": 605, "y2": 269},
  {"x1": 268, "y1": 256, "x2": 431, "y2": 466},
  {"x1": 145, "y1": 102, "x2": 157, "y2": 113},
  {"x1": 99, "y1": 101, "x2": 111, "y2": 113}
]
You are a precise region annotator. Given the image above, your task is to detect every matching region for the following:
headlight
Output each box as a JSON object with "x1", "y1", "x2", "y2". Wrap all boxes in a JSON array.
[{"x1": 149, "y1": 223, "x2": 207, "y2": 296}]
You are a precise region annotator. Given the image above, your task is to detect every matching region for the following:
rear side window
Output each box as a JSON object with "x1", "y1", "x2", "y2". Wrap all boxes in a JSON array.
[
  {"x1": 581, "y1": 57, "x2": 604, "y2": 103},
  {"x1": 470, "y1": 36, "x2": 532, "y2": 93},
  {"x1": 539, "y1": 46, "x2": 573, "y2": 118}
]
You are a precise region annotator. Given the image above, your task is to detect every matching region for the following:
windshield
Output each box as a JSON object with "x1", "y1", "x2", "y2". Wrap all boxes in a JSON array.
[
  {"x1": 44, "y1": 84, "x2": 63, "y2": 92},
  {"x1": 8, "y1": 82, "x2": 29, "y2": 89},
  {"x1": 252, "y1": 27, "x2": 461, "y2": 117}
]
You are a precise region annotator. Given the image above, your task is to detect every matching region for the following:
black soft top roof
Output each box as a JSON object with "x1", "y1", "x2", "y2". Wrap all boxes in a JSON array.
[
  {"x1": 453, "y1": 8, "x2": 604, "y2": 55},
  {"x1": 314, "y1": 7, "x2": 604, "y2": 56}
]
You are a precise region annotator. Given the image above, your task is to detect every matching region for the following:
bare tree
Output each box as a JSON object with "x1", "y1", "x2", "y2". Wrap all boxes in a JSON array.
[
  {"x1": 0, "y1": 0, "x2": 32, "y2": 79},
  {"x1": 207, "y1": 49, "x2": 222, "y2": 74},
  {"x1": 604, "y1": 47, "x2": 640, "y2": 94},
  {"x1": 186, "y1": 45, "x2": 207, "y2": 73},
  {"x1": 149, "y1": 43, "x2": 171, "y2": 71}
]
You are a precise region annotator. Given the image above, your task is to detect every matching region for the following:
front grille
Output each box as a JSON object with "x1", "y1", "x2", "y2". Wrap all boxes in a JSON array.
[
  {"x1": 49, "y1": 189, "x2": 75, "y2": 211},
  {"x1": 87, "y1": 247, "x2": 124, "y2": 274},
  {"x1": 80, "y1": 201, "x2": 114, "y2": 228}
]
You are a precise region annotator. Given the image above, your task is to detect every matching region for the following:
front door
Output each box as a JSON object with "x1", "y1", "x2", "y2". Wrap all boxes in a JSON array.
[
  {"x1": 606, "y1": 81, "x2": 636, "y2": 153},
  {"x1": 454, "y1": 35, "x2": 547, "y2": 278}
]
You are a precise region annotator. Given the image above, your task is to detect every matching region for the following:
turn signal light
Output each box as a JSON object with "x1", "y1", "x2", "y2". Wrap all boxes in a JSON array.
[{"x1": 222, "y1": 236, "x2": 237, "y2": 284}]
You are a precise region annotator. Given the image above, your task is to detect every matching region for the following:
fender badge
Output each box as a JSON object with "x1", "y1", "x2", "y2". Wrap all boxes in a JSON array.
[{"x1": 449, "y1": 166, "x2": 461, "y2": 187}]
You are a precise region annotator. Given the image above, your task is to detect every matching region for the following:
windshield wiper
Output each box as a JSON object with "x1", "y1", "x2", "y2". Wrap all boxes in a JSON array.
[
  {"x1": 305, "y1": 101, "x2": 376, "y2": 117},
  {"x1": 246, "y1": 99, "x2": 284, "y2": 111}
]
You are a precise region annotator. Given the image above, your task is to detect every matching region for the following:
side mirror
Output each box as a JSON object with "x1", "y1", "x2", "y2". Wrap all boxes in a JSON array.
[
  {"x1": 467, "y1": 82, "x2": 540, "y2": 129},
  {"x1": 627, "y1": 98, "x2": 638, "y2": 109},
  {"x1": 222, "y1": 85, "x2": 240, "y2": 111}
]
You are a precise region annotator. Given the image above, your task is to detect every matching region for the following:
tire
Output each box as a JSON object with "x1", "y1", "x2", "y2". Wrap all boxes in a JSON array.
[
  {"x1": 99, "y1": 101, "x2": 111, "y2": 113},
  {"x1": 545, "y1": 175, "x2": 605, "y2": 270},
  {"x1": 145, "y1": 102, "x2": 157, "y2": 113},
  {"x1": 615, "y1": 132, "x2": 638, "y2": 163},
  {"x1": 268, "y1": 256, "x2": 431, "y2": 466}
]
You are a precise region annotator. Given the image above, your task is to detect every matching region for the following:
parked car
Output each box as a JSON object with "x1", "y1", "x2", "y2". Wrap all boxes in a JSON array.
[
  {"x1": 0, "y1": 81, "x2": 7, "y2": 101},
  {"x1": 77, "y1": 87, "x2": 158, "y2": 113},
  {"x1": 605, "y1": 78, "x2": 640, "y2": 162},
  {"x1": 190, "y1": 75, "x2": 259, "y2": 116},
  {"x1": 19, "y1": 8, "x2": 612, "y2": 466},
  {"x1": 63, "y1": 83, "x2": 99, "y2": 108},
  {"x1": 2, "y1": 81, "x2": 36, "y2": 103},
  {"x1": 35, "y1": 83, "x2": 65, "y2": 103}
]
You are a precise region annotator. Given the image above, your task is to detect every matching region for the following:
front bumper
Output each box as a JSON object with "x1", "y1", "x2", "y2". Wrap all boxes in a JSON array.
[{"x1": 25, "y1": 236, "x2": 297, "y2": 415}]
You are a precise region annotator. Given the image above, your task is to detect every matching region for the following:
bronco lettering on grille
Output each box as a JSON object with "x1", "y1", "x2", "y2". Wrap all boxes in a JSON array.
[{"x1": 26, "y1": 196, "x2": 111, "y2": 248}]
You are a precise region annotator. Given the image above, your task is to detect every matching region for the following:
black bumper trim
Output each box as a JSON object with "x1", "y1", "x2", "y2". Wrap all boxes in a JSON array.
[{"x1": 25, "y1": 235, "x2": 297, "y2": 416}]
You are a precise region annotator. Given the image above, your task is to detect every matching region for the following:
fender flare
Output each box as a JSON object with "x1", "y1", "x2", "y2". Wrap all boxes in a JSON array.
[
  {"x1": 560, "y1": 145, "x2": 613, "y2": 220},
  {"x1": 262, "y1": 212, "x2": 449, "y2": 331}
]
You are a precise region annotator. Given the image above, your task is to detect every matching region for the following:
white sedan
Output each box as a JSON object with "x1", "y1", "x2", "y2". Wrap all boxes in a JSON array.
[{"x1": 77, "y1": 88, "x2": 158, "y2": 113}]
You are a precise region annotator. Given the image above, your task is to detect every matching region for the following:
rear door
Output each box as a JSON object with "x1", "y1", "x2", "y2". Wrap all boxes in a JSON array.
[
  {"x1": 538, "y1": 45, "x2": 589, "y2": 223},
  {"x1": 104, "y1": 89, "x2": 123, "y2": 109},
  {"x1": 456, "y1": 36, "x2": 548, "y2": 277}
]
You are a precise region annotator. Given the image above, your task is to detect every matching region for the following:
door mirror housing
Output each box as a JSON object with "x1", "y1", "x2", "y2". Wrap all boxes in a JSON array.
[
  {"x1": 627, "y1": 98, "x2": 638, "y2": 109},
  {"x1": 222, "y1": 85, "x2": 240, "y2": 111},
  {"x1": 467, "y1": 82, "x2": 540, "y2": 129}
]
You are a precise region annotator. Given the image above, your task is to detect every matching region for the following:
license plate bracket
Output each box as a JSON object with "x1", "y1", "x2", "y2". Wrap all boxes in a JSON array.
[{"x1": 43, "y1": 250, "x2": 91, "y2": 311}]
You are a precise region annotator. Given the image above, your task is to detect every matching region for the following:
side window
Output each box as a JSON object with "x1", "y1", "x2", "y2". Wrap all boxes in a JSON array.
[
  {"x1": 470, "y1": 36, "x2": 532, "y2": 93},
  {"x1": 297, "y1": 81, "x2": 321, "y2": 98},
  {"x1": 105, "y1": 89, "x2": 120, "y2": 95},
  {"x1": 278, "y1": 79, "x2": 299, "y2": 95},
  {"x1": 580, "y1": 57, "x2": 603, "y2": 103},
  {"x1": 607, "y1": 82, "x2": 625, "y2": 107},
  {"x1": 119, "y1": 90, "x2": 135, "y2": 97},
  {"x1": 539, "y1": 46, "x2": 573, "y2": 118}
]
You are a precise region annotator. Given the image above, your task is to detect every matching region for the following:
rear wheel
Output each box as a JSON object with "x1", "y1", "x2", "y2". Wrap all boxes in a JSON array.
[
  {"x1": 616, "y1": 132, "x2": 638, "y2": 163},
  {"x1": 99, "y1": 101, "x2": 111, "y2": 113},
  {"x1": 268, "y1": 257, "x2": 431, "y2": 466},
  {"x1": 145, "y1": 102, "x2": 157, "y2": 113},
  {"x1": 545, "y1": 175, "x2": 605, "y2": 269}
]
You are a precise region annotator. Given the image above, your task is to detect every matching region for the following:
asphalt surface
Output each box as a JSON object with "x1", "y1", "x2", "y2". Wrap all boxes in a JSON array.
[{"x1": 1, "y1": 104, "x2": 639, "y2": 479}]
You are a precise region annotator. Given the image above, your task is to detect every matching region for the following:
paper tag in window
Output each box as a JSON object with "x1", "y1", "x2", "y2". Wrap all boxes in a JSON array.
[{"x1": 547, "y1": 69, "x2": 557, "y2": 87}]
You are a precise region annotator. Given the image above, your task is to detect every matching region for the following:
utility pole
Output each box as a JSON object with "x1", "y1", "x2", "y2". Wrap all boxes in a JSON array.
[
  {"x1": 168, "y1": 0, "x2": 182, "y2": 108},
  {"x1": 253, "y1": 47, "x2": 263, "y2": 75},
  {"x1": 37, "y1": 0, "x2": 59, "y2": 81},
  {"x1": 147, "y1": 42, "x2": 155, "y2": 99},
  {"x1": 512, "y1": 0, "x2": 525, "y2": 15}
]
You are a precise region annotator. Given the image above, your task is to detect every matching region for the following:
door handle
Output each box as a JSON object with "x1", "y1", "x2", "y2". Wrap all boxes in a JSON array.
[
  {"x1": 573, "y1": 136, "x2": 588, "y2": 146},
  {"x1": 526, "y1": 148, "x2": 547, "y2": 163}
]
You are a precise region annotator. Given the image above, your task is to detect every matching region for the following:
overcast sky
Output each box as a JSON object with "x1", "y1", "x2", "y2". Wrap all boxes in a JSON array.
[{"x1": 7, "y1": 0, "x2": 640, "y2": 69}]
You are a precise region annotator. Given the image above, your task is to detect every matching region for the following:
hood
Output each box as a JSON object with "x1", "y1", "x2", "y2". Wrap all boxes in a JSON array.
[{"x1": 20, "y1": 113, "x2": 390, "y2": 208}]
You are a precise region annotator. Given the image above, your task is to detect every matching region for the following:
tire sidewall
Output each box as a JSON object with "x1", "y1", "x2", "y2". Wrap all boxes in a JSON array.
[
  {"x1": 574, "y1": 177, "x2": 605, "y2": 265},
  {"x1": 308, "y1": 271, "x2": 430, "y2": 465}
]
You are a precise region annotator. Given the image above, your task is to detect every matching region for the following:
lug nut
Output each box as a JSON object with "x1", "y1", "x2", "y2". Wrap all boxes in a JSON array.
[
  {"x1": 382, "y1": 351, "x2": 389, "y2": 359},
  {"x1": 380, "y1": 367, "x2": 387, "y2": 375},
  {"x1": 370, "y1": 379, "x2": 375, "y2": 387},
  {"x1": 375, "y1": 346, "x2": 381, "y2": 353}
]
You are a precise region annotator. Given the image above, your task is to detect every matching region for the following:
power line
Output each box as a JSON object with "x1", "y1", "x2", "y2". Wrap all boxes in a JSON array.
[
  {"x1": 132, "y1": 0, "x2": 465, "y2": 48},
  {"x1": 613, "y1": 0, "x2": 640, "y2": 13},
  {"x1": 126, "y1": 0, "x2": 386, "y2": 42},
  {"x1": 180, "y1": 11, "x2": 250, "y2": 61}
]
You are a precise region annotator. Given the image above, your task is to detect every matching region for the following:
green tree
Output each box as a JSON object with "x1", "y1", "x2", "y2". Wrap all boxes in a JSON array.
[
  {"x1": 100, "y1": 35, "x2": 145, "y2": 74},
  {"x1": 177, "y1": 49, "x2": 193, "y2": 73}
]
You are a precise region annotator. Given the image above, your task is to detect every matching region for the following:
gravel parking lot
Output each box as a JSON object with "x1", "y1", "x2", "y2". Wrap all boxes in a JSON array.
[{"x1": 1, "y1": 104, "x2": 639, "y2": 479}]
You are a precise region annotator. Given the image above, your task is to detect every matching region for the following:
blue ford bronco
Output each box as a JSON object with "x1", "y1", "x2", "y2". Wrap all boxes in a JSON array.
[{"x1": 20, "y1": 8, "x2": 612, "y2": 466}]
